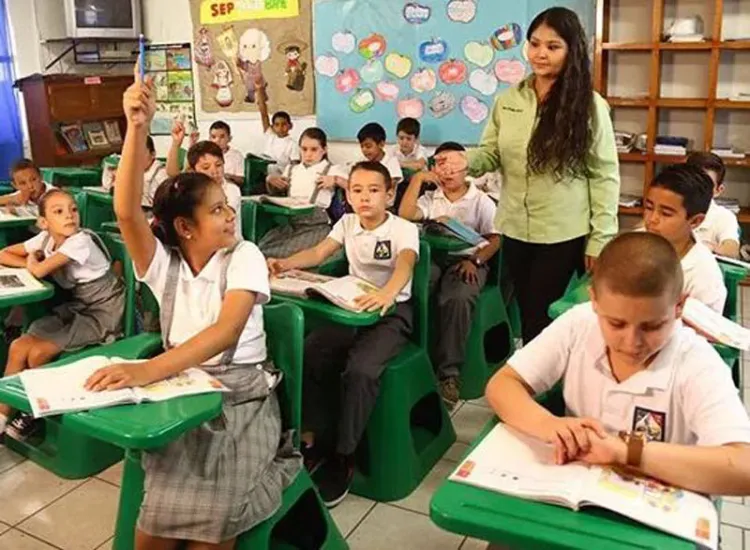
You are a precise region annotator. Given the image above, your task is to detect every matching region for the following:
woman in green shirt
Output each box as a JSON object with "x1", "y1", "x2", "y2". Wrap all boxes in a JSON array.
[{"x1": 469, "y1": 7, "x2": 620, "y2": 343}]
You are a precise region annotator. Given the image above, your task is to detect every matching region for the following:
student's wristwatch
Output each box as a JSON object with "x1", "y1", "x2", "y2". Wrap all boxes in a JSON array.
[
  {"x1": 618, "y1": 431, "x2": 646, "y2": 467},
  {"x1": 470, "y1": 256, "x2": 483, "y2": 267}
]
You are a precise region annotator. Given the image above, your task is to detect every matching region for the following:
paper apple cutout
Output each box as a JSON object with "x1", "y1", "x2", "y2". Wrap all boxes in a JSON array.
[
  {"x1": 522, "y1": 40, "x2": 529, "y2": 61},
  {"x1": 403, "y1": 2, "x2": 431, "y2": 24},
  {"x1": 410, "y1": 68, "x2": 437, "y2": 93},
  {"x1": 464, "y1": 41, "x2": 494, "y2": 68},
  {"x1": 361, "y1": 59, "x2": 385, "y2": 83},
  {"x1": 438, "y1": 59, "x2": 468, "y2": 85},
  {"x1": 385, "y1": 52, "x2": 413, "y2": 79},
  {"x1": 418, "y1": 38, "x2": 449, "y2": 64},
  {"x1": 375, "y1": 80, "x2": 400, "y2": 102},
  {"x1": 469, "y1": 68, "x2": 498, "y2": 96},
  {"x1": 397, "y1": 97, "x2": 424, "y2": 119},
  {"x1": 429, "y1": 91, "x2": 457, "y2": 118},
  {"x1": 315, "y1": 55, "x2": 340, "y2": 77},
  {"x1": 335, "y1": 68, "x2": 361, "y2": 94},
  {"x1": 349, "y1": 88, "x2": 376, "y2": 113},
  {"x1": 332, "y1": 30, "x2": 356, "y2": 54},
  {"x1": 447, "y1": 0, "x2": 476, "y2": 23},
  {"x1": 494, "y1": 58, "x2": 526, "y2": 85},
  {"x1": 358, "y1": 33, "x2": 387, "y2": 60},
  {"x1": 490, "y1": 23, "x2": 524, "y2": 51},
  {"x1": 460, "y1": 95, "x2": 489, "y2": 124}
]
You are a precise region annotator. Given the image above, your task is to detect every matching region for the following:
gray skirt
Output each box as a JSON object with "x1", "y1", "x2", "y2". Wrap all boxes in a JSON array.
[
  {"x1": 258, "y1": 208, "x2": 330, "y2": 259},
  {"x1": 137, "y1": 362, "x2": 302, "y2": 543},
  {"x1": 28, "y1": 270, "x2": 125, "y2": 351}
]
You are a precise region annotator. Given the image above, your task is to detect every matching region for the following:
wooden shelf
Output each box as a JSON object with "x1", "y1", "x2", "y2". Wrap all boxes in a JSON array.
[
  {"x1": 721, "y1": 40, "x2": 750, "y2": 50},
  {"x1": 608, "y1": 97, "x2": 650, "y2": 107},
  {"x1": 657, "y1": 98, "x2": 707, "y2": 108},
  {"x1": 659, "y1": 41, "x2": 713, "y2": 50},
  {"x1": 715, "y1": 100, "x2": 750, "y2": 110},
  {"x1": 601, "y1": 41, "x2": 750, "y2": 51},
  {"x1": 618, "y1": 152, "x2": 648, "y2": 163},
  {"x1": 738, "y1": 208, "x2": 750, "y2": 225},
  {"x1": 618, "y1": 205, "x2": 644, "y2": 216},
  {"x1": 607, "y1": 97, "x2": 708, "y2": 108}
]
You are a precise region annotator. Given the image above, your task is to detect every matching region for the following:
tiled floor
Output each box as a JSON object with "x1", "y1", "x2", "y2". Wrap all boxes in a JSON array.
[{"x1": 2, "y1": 289, "x2": 750, "y2": 550}]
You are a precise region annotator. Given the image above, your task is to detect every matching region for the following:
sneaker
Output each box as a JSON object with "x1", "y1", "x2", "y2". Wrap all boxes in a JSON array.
[
  {"x1": 316, "y1": 453, "x2": 354, "y2": 508},
  {"x1": 440, "y1": 377, "x2": 461, "y2": 410},
  {"x1": 6, "y1": 413, "x2": 43, "y2": 442},
  {"x1": 301, "y1": 442, "x2": 327, "y2": 474}
]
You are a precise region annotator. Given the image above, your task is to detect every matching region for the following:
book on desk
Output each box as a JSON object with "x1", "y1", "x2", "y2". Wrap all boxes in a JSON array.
[
  {"x1": 0, "y1": 268, "x2": 45, "y2": 298},
  {"x1": 271, "y1": 270, "x2": 379, "y2": 313}
]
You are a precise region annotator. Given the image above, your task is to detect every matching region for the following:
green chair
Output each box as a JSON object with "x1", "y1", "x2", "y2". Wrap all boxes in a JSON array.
[
  {"x1": 81, "y1": 190, "x2": 116, "y2": 232},
  {"x1": 244, "y1": 153, "x2": 274, "y2": 196},
  {"x1": 717, "y1": 261, "x2": 747, "y2": 388},
  {"x1": 352, "y1": 240, "x2": 457, "y2": 501},
  {"x1": 41, "y1": 166, "x2": 102, "y2": 187}
]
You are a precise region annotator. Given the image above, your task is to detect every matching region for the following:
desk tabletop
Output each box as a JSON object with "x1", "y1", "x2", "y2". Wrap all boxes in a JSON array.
[
  {"x1": 271, "y1": 293, "x2": 384, "y2": 327},
  {"x1": 0, "y1": 280, "x2": 54, "y2": 309}
]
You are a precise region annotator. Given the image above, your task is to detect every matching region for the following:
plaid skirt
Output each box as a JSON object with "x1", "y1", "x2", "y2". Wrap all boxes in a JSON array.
[
  {"x1": 258, "y1": 209, "x2": 330, "y2": 259},
  {"x1": 137, "y1": 363, "x2": 302, "y2": 543}
]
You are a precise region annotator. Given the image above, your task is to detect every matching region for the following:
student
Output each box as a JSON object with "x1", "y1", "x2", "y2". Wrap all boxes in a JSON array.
[
  {"x1": 167, "y1": 127, "x2": 243, "y2": 241},
  {"x1": 208, "y1": 120, "x2": 245, "y2": 187},
  {"x1": 0, "y1": 189, "x2": 125, "y2": 440},
  {"x1": 486, "y1": 232, "x2": 750, "y2": 496},
  {"x1": 267, "y1": 161, "x2": 419, "y2": 507},
  {"x1": 357, "y1": 122, "x2": 403, "y2": 190},
  {"x1": 399, "y1": 141, "x2": 500, "y2": 409},
  {"x1": 686, "y1": 152, "x2": 740, "y2": 259},
  {"x1": 141, "y1": 136, "x2": 168, "y2": 208},
  {"x1": 643, "y1": 164, "x2": 726, "y2": 313},
  {"x1": 0, "y1": 159, "x2": 54, "y2": 207},
  {"x1": 257, "y1": 82, "x2": 298, "y2": 168},
  {"x1": 84, "y1": 69, "x2": 300, "y2": 549},
  {"x1": 388, "y1": 117, "x2": 428, "y2": 171}
]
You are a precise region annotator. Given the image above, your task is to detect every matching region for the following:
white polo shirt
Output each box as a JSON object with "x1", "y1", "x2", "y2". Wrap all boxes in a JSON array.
[
  {"x1": 263, "y1": 130, "x2": 298, "y2": 168},
  {"x1": 142, "y1": 160, "x2": 168, "y2": 208},
  {"x1": 281, "y1": 160, "x2": 335, "y2": 208},
  {"x1": 222, "y1": 180, "x2": 243, "y2": 240},
  {"x1": 138, "y1": 239, "x2": 269, "y2": 365},
  {"x1": 417, "y1": 182, "x2": 498, "y2": 235},
  {"x1": 328, "y1": 213, "x2": 420, "y2": 303},
  {"x1": 223, "y1": 148, "x2": 245, "y2": 180},
  {"x1": 9, "y1": 182, "x2": 56, "y2": 205},
  {"x1": 509, "y1": 303, "x2": 750, "y2": 446},
  {"x1": 388, "y1": 143, "x2": 428, "y2": 163},
  {"x1": 25, "y1": 230, "x2": 110, "y2": 289},
  {"x1": 681, "y1": 241, "x2": 727, "y2": 314},
  {"x1": 695, "y1": 200, "x2": 740, "y2": 250}
]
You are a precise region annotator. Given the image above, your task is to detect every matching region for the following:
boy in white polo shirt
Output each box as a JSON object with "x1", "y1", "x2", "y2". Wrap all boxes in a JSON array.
[
  {"x1": 687, "y1": 152, "x2": 740, "y2": 259},
  {"x1": 399, "y1": 141, "x2": 500, "y2": 409},
  {"x1": 644, "y1": 164, "x2": 726, "y2": 313},
  {"x1": 208, "y1": 121, "x2": 245, "y2": 187},
  {"x1": 388, "y1": 117, "x2": 428, "y2": 171},
  {"x1": 486, "y1": 232, "x2": 750, "y2": 496},
  {"x1": 257, "y1": 83, "x2": 298, "y2": 169},
  {"x1": 267, "y1": 160, "x2": 419, "y2": 508}
]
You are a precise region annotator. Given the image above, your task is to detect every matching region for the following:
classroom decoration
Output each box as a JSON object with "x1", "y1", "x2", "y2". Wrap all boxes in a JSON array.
[
  {"x1": 189, "y1": 0, "x2": 314, "y2": 116},
  {"x1": 144, "y1": 43, "x2": 198, "y2": 136},
  {"x1": 314, "y1": 0, "x2": 594, "y2": 144}
]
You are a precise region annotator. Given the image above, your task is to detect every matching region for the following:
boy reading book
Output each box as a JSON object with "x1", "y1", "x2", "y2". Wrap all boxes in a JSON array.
[
  {"x1": 643, "y1": 164, "x2": 726, "y2": 313},
  {"x1": 267, "y1": 160, "x2": 419, "y2": 507},
  {"x1": 399, "y1": 141, "x2": 500, "y2": 409},
  {"x1": 486, "y1": 232, "x2": 750, "y2": 497}
]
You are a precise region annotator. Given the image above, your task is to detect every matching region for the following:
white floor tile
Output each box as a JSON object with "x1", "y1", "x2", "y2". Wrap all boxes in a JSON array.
[
  {"x1": 330, "y1": 494, "x2": 375, "y2": 538},
  {"x1": 443, "y1": 442, "x2": 470, "y2": 463},
  {"x1": 725, "y1": 497, "x2": 745, "y2": 504},
  {"x1": 96, "y1": 538, "x2": 113, "y2": 550},
  {"x1": 347, "y1": 504, "x2": 464, "y2": 550},
  {"x1": 460, "y1": 538, "x2": 490, "y2": 550},
  {"x1": 451, "y1": 404, "x2": 495, "y2": 444},
  {"x1": 744, "y1": 530, "x2": 750, "y2": 550},
  {"x1": 95, "y1": 461, "x2": 123, "y2": 487},
  {"x1": 450, "y1": 401, "x2": 465, "y2": 418},
  {"x1": 0, "y1": 530, "x2": 56, "y2": 550},
  {"x1": 0, "y1": 447, "x2": 24, "y2": 476},
  {"x1": 722, "y1": 502, "x2": 750, "y2": 529},
  {"x1": 18, "y1": 479, "x2": 118, "y2": 550},
  {"x1": 0, "y1": 460, "x2": 84, "y2": 525},
  {"x1": 392, "y1": 459, "x2": 455, "y2": 515},
  {"x1": 0, "y1": 524, "x2": 8, "y2": 537},
  {"x1": 720, "y1": 524, "x2": 743, "y2": 550}
]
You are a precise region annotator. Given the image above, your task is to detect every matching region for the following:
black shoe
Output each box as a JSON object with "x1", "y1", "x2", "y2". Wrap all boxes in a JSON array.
[
  {"x1": 316, "y1": 453, "x2": 354, "y2": 509},
  {"x1": 301, "y1": 442, "x2": 327, "y2": 475},
  {"x1": 6, "y1": 413, "x2": 43, "y2": 442},
  {"x1": 3, "y1": 325, "x2": 21, "y2": 345}
]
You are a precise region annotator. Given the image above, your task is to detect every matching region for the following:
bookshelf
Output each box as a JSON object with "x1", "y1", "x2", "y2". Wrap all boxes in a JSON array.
[{"x1": 594, "y1": 0, "x2": 750, "y2": 217}]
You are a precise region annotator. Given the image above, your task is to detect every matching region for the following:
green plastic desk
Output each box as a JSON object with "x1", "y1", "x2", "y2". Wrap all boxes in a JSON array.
[
  {"x1": 241, "y1": 197, "x2": 316, "y2": 217},
  {"x1": 100, "y1": 221, "x2": 120, "y2": 234},
  {"x1": 41, "y1": 167, "x2": 102, "y2": 187},
  {"x1": 272, "y1": 293, "x2": 385, "y2": 327},
  {"x1": 0, "y1": 280, "x2": 54, "y2": 310},
  {"x1": 82, "y1": 189, "x2": 116, "y2": 232},
  {"x1": 0, "y1": 214, "x2": 37, "y2": 248},
  {"x1": 420, "y1": 232, "x2": 470, "y2": 253}
]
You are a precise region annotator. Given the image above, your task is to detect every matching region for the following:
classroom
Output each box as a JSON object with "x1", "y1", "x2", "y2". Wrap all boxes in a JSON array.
[{"x1": 0, "y1": 0, "x2": 748, "y2": 549}]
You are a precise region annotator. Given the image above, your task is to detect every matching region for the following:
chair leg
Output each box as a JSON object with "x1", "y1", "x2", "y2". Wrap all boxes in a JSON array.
[{"x1": 113, "y1": 449, "x2": 145, "y2": 550}]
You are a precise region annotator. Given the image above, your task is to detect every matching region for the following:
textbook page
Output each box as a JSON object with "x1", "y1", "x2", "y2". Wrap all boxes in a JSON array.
[
  {"x1": 260, "y1": 196, "x2": 314, "y2": 210},
  {"x1": 311, "y1": 275, "x2": 380, "y2": 311},
  {"x1": 682, "y1": 297, "x2": 750, "y2": 350},
  {"x1": 132, "y1": 368, "x2": 229, "y2": 402},
  {"x1": 270, "y1": 270, "x2": 336, "y2": 298},
  {"x1": 0, "y1": 268, "x2": 45, "y2": 297}
]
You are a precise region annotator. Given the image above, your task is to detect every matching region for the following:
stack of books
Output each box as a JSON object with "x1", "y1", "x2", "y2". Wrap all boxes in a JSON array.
[
  {"x1": 614, "y1": 131, "x2": 636, "y2": 154},
  {"x1": 654, "y1": 136, "x2": 689, "y2": 156},
  {"x1": 618, "y1": 194, "x2": 642, "y2": 208},
  {"x1": 711, "y1": 147, "x2": 746, "y2": 160}
]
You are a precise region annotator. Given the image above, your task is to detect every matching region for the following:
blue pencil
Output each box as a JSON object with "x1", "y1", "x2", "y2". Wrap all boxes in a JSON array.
[{"x1": 139, "y1": 34, "x2": 146, "y2": 80}]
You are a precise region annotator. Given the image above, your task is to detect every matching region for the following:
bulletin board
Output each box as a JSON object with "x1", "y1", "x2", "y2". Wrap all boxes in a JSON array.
[
  {"x1": 313, "y1": 0, "x2": 595, "y2": 145},
  {"x1": 145, "y1": 43, "x2": 198, "y2": 135}
]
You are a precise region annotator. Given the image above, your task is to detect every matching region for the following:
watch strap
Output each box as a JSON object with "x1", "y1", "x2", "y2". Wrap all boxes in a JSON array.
[{"x1": 619, "y1": 431, "x2": 645, "y2": 467}]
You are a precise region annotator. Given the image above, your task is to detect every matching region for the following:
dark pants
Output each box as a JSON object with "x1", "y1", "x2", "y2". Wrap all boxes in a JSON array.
[
  {"x1": 302, "y1": 303, "x2": 413, "y2": 456},
  {"x1": 503, "y1": 236, "x2": 585, "y2": 344},
  {"x1": 431, "y1": 261, "x2": 489, "y2": 380}
]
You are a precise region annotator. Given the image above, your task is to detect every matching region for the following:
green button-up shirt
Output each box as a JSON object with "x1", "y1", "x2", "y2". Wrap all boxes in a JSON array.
[{"x1": 468, "y1": 79, "x2": 620, "y2": 257}]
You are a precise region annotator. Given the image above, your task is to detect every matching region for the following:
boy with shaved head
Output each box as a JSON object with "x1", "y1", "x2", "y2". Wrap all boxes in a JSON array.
[{"x1": 486, "y1": 232, "x2": 750, "y2": 495}]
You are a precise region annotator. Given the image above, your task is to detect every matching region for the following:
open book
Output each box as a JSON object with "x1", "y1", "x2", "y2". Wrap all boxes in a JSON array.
[
  {"x1": 250, "y1": 195, "x2": 315, "y2": 211},
  {"x1": 423, "y1": 218, "x2": 486, "y2": 247},
  {"x1": 271, "y1": 270, "x2": 379, "y2": 312},
  {"x1": 20, "y1": 356, "x2": 229, "y2": 418},
  {"x1": 0, "y1": 205, "x2": 38, "y2": 221},
  {"x1": 450, "y1": 424, "x2": 718, "y2": 549},
  {"x1": 0, "y1": 268, "x2": 45, "y2": 298},
  {"x1": 682, "y1": 297, "x2": 750, "y2": 350}
]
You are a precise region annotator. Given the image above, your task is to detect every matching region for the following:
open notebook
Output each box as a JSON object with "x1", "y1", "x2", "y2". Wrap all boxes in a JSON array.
[
  {"x1": 21, "y1": 356, "x2": 229, "y2": 418},
  {"x1": 0, "y1": 268, "x2": 45, "y2": 298},
  {"x1": 271, "y1": 270, "x2": 379, "y2": 312},
  {"x1": 450, "y1": 424, "x2": 718, "y2": 549}
]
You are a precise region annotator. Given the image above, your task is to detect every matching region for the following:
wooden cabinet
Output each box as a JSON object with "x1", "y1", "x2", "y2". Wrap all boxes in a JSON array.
[{"x1": 16, "y1": 74, "x2": 133, "y2": 167}]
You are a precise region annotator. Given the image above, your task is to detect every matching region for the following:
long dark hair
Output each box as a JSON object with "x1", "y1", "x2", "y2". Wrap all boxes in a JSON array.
[
  {"x1": 526, "y1": 7, "x2": 593, "y2": 179},
  {"x1": 152, "y1": 172, "x2": 215, "y2": 246}
]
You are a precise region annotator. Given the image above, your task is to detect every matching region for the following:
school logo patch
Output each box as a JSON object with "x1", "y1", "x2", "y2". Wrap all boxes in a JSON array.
[
  {"x1": 632, "y1": 407, "x2": 666, "y2": 442},
  {"x1": 374, "y1": 240, "x2": 392, "y2": 260}
]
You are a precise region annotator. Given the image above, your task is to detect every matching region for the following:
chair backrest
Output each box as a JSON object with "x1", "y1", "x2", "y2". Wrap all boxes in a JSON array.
[
  {"x1": 263, "y1": 302, "x2": 305, "y2": 445},
  {"x1": 100, "y1": 232, "x2": 137, "y2": 338},
  {"x1": 83, "y1": 192, "x2": 116, "y2": 232},
  {"x1": 241, "y1": 200, "x2": 258, "y2": 243},
  {"x1": 411, "y1": 239, "x2": 431, "y2": 349},
  {"x1": 719, "y1": 262, "x2": 746, "y2": 321}
]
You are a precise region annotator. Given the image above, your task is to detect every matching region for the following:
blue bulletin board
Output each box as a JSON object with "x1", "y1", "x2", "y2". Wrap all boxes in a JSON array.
[{"x1": 313, "y1": 0, "x2": 595, "y2": 145}]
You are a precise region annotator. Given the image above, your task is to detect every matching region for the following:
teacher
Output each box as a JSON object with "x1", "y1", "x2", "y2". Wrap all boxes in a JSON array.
[{"x1": 468, "y1": 7, "x2": 620, "y2": 343}]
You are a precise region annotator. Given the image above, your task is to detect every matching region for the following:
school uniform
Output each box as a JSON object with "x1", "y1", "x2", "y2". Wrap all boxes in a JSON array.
[
  {"x1": 508, "y1": 303, "x2": 750, "y2": 447},
  {"x1": 24, "y1": 230, "x2": 124, "y2": 350},
  {"x1": 388, "y1": 143, "x2": 428, "y2": 164},
  {"x1": 682, "y1": 241, "x2": 727, "y2": 314},
  {"x1": 7, "y1": 182, "x2": 56, "y2": 205},
  {"x1": 695, "y1": 200, "x2": 740, "y2": 251},
  {"x1": 258, "y1": 160, "x2": 334, "y2": 258},
  {"x1": 142, "y1": 159, "x2": 169, "y2": 208},
  {"x1": 222, "y1": 180, "x2": 243, "y2": 240},
  {"x1": 136, "y1": 238, "x2": 300, "y2": 543},
  {"x1": 262, "y1": 129, "x2": 298, "y2": 168},
  {"x1": 223, "y1": 147, "x2": 245, "y2": 181},
  {"x1": 303, "y1": 213, "x2": 419, "y2": 455},
  {"x1": 419, "y1": 183, "x2": 499, "y2": 380}
]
